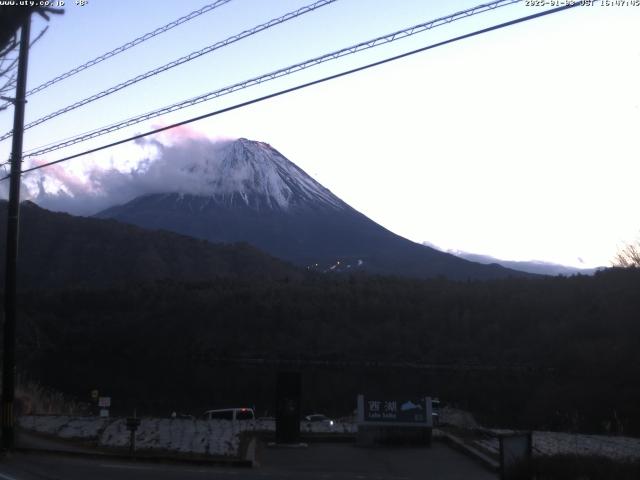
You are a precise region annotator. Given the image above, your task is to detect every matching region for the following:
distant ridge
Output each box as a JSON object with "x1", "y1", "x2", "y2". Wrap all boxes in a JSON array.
[
  {"x1": 440, "y1": 248, "x2": 602, "y2": 276},
  {"x1": 0, "y1": 200, "x2": 301, "y2": 289},
  {"x1": 97, "y1": 137, "x2": 533, "y2": 281}
]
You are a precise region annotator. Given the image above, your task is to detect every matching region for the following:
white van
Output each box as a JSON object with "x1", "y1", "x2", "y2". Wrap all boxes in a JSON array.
[{"x1": 202, "y1": 408, "x2": 255, "y2": 421}]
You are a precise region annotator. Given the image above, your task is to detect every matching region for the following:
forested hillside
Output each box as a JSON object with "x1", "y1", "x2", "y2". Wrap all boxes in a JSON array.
[
  {"x1": 14, "y1": 268, "x2": 640, "y2": 435},
  {"x1": 0, "y1": 201, "x2": 301, "y2": 288}
]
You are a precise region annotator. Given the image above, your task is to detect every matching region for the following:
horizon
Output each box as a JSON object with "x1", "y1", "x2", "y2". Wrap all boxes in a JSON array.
[
  {"x1": 19, "y1": 134, "x2": 605, "y2": 272},
  {"x1": 1, "y1": 1, "x2": 638, "y2": 269}
]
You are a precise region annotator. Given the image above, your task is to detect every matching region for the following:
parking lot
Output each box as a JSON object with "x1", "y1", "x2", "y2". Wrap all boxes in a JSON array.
[
  {"x1": 260, "y1": 441, "x2": 497, "y2": 480},
  {"x1": 0, "y1": 441, "x2": 496, "y2": 480}
]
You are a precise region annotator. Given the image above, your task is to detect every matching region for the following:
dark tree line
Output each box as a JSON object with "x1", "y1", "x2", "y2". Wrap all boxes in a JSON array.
[{"x1": 9, "y1": 268, "x2": 640, "y2": 434}]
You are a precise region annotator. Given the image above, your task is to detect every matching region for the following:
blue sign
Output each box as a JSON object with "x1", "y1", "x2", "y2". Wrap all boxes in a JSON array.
[{"x1": 358, "y1": 395, "x2": 433, "y2": 426}]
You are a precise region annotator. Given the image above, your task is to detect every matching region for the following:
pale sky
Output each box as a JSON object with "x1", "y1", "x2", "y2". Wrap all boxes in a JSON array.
[{"x1": 1, "y1": 0, "x2": 638, "y2": 268}]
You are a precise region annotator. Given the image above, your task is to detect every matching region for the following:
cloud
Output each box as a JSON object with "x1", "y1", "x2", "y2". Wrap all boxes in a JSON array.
[{"x1": 22, "y1": 134, "x2": 238, "y2": 216}]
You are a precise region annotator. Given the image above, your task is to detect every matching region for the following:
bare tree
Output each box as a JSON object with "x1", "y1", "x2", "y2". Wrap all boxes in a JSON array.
[
  {"x1": 0, "y1": 31, "x2": 19, "y2": 104},
  {"x1": 614, "y1": 240, "x2": 640, "y2": 268},
  {"x1": 0, "y1": 6, "x2": 63, "y2": 110}
]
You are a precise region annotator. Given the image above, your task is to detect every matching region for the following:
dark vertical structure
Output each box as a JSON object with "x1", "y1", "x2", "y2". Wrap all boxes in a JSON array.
[
  {"x1": 275, "y1": 371, "x2": 301, "y2": 444},
  {"x1": 2, "y1": 13, "x2": 31, "y2": 451}
]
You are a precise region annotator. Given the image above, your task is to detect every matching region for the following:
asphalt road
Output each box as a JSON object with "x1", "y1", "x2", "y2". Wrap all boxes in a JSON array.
[{"x1": 0, "y1": 442, "x2": 497, "y2": 480}]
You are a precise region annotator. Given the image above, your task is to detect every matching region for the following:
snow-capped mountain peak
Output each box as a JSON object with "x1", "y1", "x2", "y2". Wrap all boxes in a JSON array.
[{"x1": 180, "y1": 138, "x2": 344, "y2": 210}]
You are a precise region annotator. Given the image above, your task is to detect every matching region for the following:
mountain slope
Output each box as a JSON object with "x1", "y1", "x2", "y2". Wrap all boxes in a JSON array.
[
  {"x1": 96, "y1": 138, "x2": 532, "y2": 281},
  {"x1": 0, "y1": 201, "x2": 301, "y2": 289}
]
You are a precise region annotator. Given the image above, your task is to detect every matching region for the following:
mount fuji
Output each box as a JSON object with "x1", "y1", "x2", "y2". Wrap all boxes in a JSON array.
[{"x1": 96, "y1": 138, "x2": 528, "y2": 280}]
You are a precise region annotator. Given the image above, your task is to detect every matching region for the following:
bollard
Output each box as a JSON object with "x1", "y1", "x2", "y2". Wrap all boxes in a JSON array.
[{"x1": 126, "y1": 416, "x2": 141, "y2": 458}]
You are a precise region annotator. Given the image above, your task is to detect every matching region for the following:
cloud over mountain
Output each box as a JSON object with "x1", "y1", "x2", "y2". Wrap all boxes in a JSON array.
[{"x1": 25, "y1": 134, "x2": 241, "y2": 216}]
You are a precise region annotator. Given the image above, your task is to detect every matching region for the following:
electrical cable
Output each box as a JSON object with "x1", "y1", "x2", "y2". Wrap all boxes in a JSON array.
[
  {"x1": 1, "y1": 2, "x2": 580, "y2": 182},
  {"x1": 0, "y1": 0, "x2": 337, "y2": 142},
  {"x1": 0, "y1": 0, "x2": 234, "y2": 111},
  {"x1": 23, "y1": 0, "x2": 522, "y2": 158}
]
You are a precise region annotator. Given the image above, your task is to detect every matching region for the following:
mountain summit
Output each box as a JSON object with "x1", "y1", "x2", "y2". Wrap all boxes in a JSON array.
[
  {"x1": 179, "y1": 138, "x2": 345, "y2": 211},
  {"x1": 97, "y1": 138, "x2": 529, "y2": 280}
]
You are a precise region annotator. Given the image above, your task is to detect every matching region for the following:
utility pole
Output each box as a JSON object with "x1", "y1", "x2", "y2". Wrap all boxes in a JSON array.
[{"x1": 2, "y1": 12, "x2": 31, "y2": 451}]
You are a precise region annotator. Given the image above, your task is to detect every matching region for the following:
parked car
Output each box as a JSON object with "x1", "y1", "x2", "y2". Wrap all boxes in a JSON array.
[
  {"x1": 170, "y1": 412, "x2": 195, "y2": 420},
  {"x1": 304, "y1": 413, "x2": 335, "y2": 427},
  {"x1": 202, "y1": 408, "x2": 255, "y2": 421}
]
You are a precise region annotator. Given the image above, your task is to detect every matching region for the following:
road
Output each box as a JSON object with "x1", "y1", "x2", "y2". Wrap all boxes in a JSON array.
[{"x1": 0, "y1": 442, "x2": 497, "y2": 480}]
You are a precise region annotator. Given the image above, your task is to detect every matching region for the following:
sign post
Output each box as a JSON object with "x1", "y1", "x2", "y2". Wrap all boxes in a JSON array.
[
  {"x1": 275, "y1": 371, "x2": 302, "y2": 445},
  {"x1": 98, "y1": 396, "x2": 111, "y2": 418}
]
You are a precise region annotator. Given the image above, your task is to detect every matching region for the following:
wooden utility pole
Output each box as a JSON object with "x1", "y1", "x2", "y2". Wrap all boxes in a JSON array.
[{"x1": 2, "y1": 12, "x2": 31, "y2": 451}]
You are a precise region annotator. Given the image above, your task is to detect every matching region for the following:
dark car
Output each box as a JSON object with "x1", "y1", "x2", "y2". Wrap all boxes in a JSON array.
[{"x1": 304, "y1": 413, "x2": 335, "y2": 427}]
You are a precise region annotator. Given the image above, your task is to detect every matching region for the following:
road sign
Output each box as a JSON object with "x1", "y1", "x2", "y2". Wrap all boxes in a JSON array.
[
  {"x1": 98, "y1": 397, "x2": 111, "y2": 408},
  {"x1": 357, "y1": 395, "x2": 433, "y2": 427}
]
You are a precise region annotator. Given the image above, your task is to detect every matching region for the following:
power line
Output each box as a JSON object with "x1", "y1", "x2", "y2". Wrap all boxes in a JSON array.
[
  {"x1": 0, "y1": 0, "x2": 234, "y2": 111},
  {"x1": 2, "y1": 2, "x2": 580, "y2": 183},
  {"x1": 23, "y1": 0, "x2": 522, "y2": 158},
  {"x1": 0, "y1": 0, "x2": 336, "y2": 142}
]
